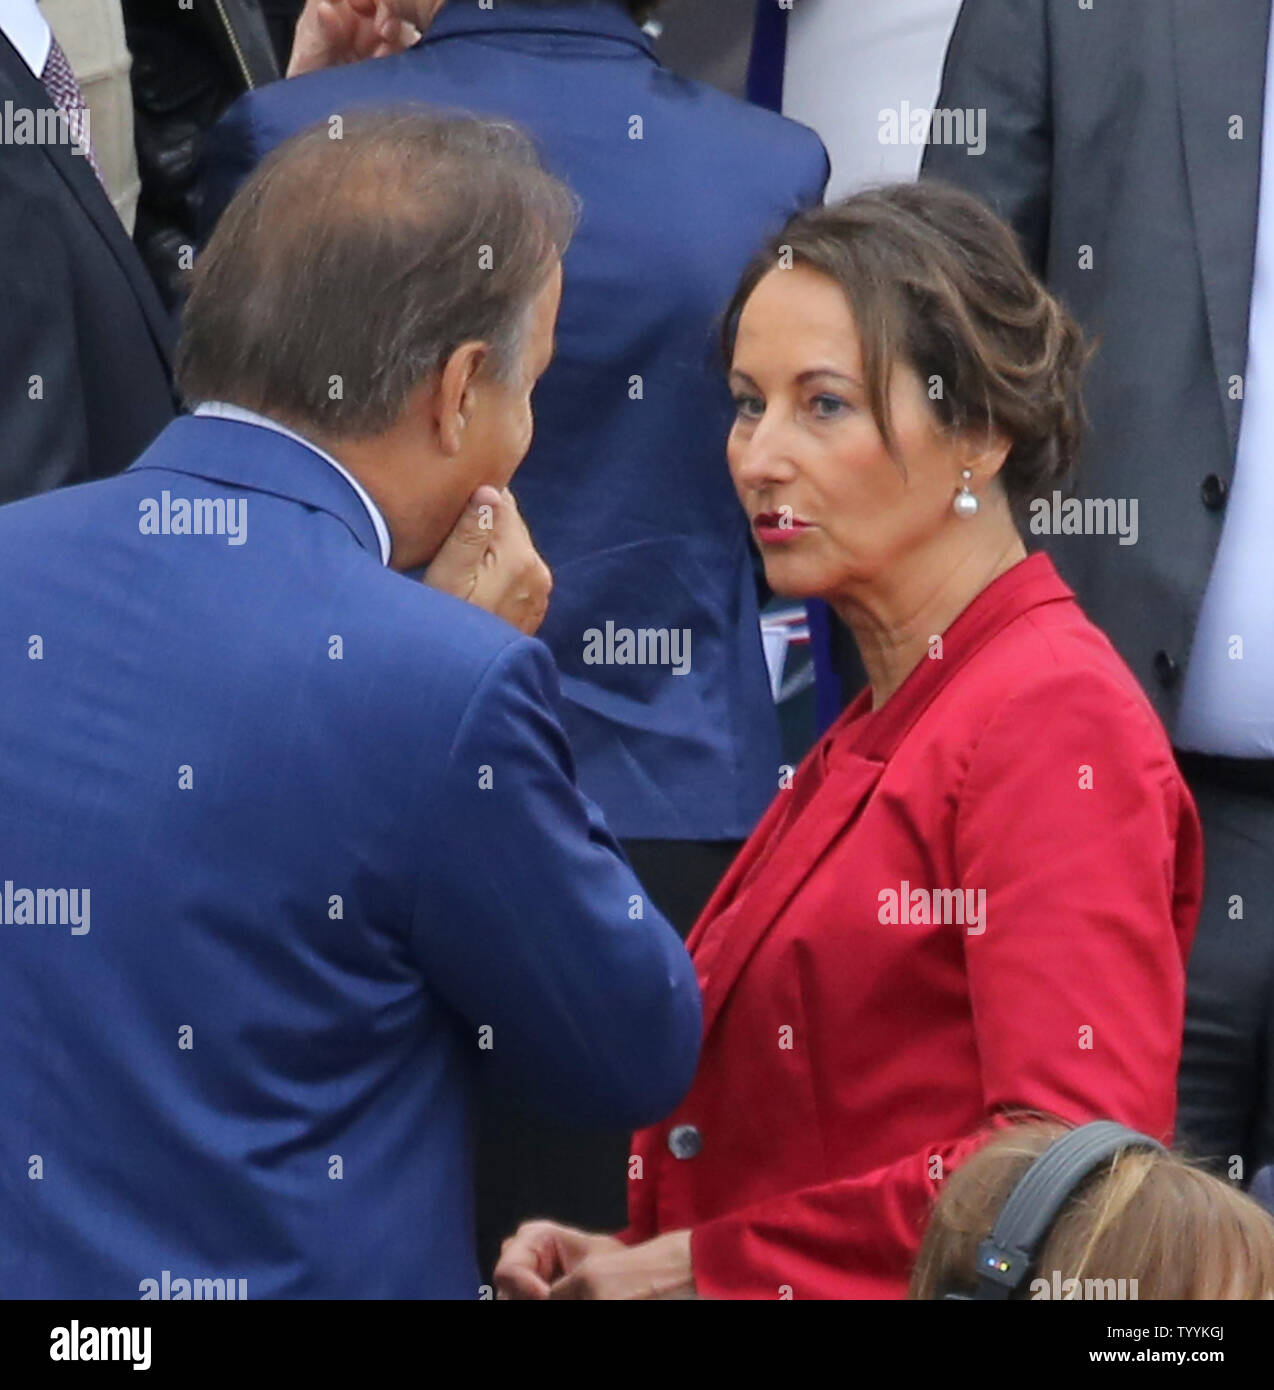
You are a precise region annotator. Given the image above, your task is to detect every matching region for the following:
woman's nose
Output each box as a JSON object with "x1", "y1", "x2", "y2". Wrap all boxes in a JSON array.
[{"x1": 732, "y1": 412, "x2": 799, "y2": 488}]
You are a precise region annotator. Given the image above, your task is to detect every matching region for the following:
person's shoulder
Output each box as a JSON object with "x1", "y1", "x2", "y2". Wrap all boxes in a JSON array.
[
  {"x1": 263, "y1": 557, "x2": 558, "y2": 759},
  {"x1": 0, "y1": 473, "x2": 121, "y2": 537},
  {"x1": 1015, "y1": 598, "x2": 1158, "y2": 712},
  {"x1": 225, "y1": 46, "x2": 419, "y2": 132},
  {"x1": 338, "y1": 563, "x2": 533, "y2": 684},
  {"x1": 962, "y1": 592, "x2": 1176, "y2": 762},
  {"x1": 345, "y1": 576, "x2": 566, "y2": 766},
  {"x1": 662, "y1": 73, "x2": 828, "y2": 175}
]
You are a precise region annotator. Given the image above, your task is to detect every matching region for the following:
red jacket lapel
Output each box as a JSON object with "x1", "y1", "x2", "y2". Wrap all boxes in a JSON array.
[
  {"x1": 694, "y1": 751, "x2": 886, "y2": 1038},
  {"x1": 690, "y1": 553, "x2": 1075, "y2": 1039}
]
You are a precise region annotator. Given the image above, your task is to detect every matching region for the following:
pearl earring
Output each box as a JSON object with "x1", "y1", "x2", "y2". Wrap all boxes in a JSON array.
[{"x1": 953, "y1": 469, "x2": 979, "y2": 518}]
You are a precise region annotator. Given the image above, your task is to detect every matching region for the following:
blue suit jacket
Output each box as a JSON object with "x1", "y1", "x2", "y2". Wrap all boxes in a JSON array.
[
  {"x1": 0, "y1": 414, "x2": 701, "y2": 1299},
  {"x1": 201, "y1": 0, "x2": 830, "y2": 840}
]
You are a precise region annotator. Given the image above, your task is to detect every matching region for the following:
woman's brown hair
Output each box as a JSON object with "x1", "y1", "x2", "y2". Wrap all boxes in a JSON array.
[
  {"x1": 910, "y1": 1120, "x2": 1274, "y2": 1299},
  {"x1": 722, "y1": 181, "x2": 1091, "y2": 521}
]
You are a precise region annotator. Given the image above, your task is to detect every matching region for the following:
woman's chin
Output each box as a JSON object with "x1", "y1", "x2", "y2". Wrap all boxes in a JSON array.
[{"x1": 761, "y1": 562, "x2": 830, "y2": 604}]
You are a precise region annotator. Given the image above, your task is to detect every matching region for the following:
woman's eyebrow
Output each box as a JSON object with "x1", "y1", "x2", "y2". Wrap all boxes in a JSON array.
[
  {"x1": 796, "y1": 368, "x2": 860, "y2": 387},
  {"x1": 728, "y1": 367, "x2": 863, "y2": 388}
]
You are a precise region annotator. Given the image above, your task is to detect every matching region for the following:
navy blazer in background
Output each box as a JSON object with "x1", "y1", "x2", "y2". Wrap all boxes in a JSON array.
[
  {"x1": 200, "y1": 0, "x2": 830, "y2": 840},
  {"x1": 0, "y1": 414, "x2": 701, "y2": 1298}
]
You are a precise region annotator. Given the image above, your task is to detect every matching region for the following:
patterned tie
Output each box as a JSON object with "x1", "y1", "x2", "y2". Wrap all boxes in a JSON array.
[{"x1": 40, "y1": 36, "x2": 106, "y2": 190}]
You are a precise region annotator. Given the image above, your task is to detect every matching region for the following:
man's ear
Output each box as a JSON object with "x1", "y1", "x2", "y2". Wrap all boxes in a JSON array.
[{"x1": 436, "y1": 341, "x2": 490, "y2": 456}]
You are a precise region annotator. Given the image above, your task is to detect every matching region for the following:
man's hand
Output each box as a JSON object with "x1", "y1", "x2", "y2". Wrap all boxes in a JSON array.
[
  {"x1": 494, "y1": 1221, "x2": 625, "y2": 1299},
  {"x1": 287, "y1": 0, "x2": 422, "y2": 78},
  {"x1": 422, "y1": 486, "x2": 552, "y2": 636},
  {"x1": 494, "y1": 1222, "x2": 696, "y2": 1300}
]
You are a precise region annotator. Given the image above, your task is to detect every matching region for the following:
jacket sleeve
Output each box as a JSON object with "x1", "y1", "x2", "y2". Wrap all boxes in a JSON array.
[
  {"x1": 687, "y1": 667, "x2": 1201, "y2": 1299},
  {"x1": 410, "y1": 635, "x2": 702, "y2": 1132},
  {"x1": 921, "y1": 0, "x2": 1053, "y2": 273}
]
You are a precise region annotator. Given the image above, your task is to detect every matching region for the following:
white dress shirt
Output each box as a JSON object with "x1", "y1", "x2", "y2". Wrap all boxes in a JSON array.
[
  {"x1": 782, "y1": 0, "x2": 963, "y2": 200},
  {"x1": 1176, "y1": 15, "x2": 1274, "y2": 757},
  {"x1": 193, "y1": 402, "x2": 392, "y2": 566},
  {"x1": 0, "y1": 0, "x2": 51, "y2": 76}
]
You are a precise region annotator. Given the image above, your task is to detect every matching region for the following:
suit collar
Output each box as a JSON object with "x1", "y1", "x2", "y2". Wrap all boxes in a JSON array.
[
  {"x1": 127, "y1": 414, "x2": 385, "y2": 562},
  {"x1": 0, "y1": 30, "x2": 175, "y2": 375},
  {"x1": 688, "y1": 551, "x2": 1075, "y2": 1038},
  {"x1": 1171, "y1": 0, "x2": 1272, "y2": 454},
  {"x1": 419, "y1": 0, "x2": 655, "y2": 59},
  {"x1": 191, "y1": 402, "x2": 391, "y2": 564}
]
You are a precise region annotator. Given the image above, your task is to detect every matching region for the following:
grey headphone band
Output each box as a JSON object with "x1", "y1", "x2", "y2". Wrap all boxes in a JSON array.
[{"x1": 966, "y1": 1121, "x2": 1166, "y2": 1301}]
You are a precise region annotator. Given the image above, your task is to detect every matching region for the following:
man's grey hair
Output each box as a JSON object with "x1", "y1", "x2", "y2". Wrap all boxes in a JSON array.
[{"x1": 176, "y1": 109, "x2": 579, "y2": 438}]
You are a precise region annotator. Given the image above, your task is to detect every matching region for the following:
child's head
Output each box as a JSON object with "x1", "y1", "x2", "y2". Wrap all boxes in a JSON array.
[{"x1": 910, "y1": 1120, "x2": 1274, "y2": 1300}]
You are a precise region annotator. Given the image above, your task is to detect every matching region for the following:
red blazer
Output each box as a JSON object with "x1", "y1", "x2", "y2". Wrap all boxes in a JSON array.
[{"x1": 624, "y1": 553, "x2": 1203, "y2": 1298}]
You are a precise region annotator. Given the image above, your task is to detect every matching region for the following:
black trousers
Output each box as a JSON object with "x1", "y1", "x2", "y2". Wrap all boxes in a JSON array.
[
  {"x1": 472, "y1": 837, "x2": 741, "y2": 1281},
  {"x1": 1175, "y1": 754, "x2": 1274, "y2": 1185}
]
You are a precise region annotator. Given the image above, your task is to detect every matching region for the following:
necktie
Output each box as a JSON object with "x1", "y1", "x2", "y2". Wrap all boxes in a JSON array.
[{"x1": 40, "y1": 36, "x2": 106, "y2": 190}]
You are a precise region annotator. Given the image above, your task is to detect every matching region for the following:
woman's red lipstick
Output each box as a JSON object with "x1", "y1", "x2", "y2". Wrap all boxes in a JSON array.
[{"x1": 753, "y1": 511, "x2": 813, "y2": 544}]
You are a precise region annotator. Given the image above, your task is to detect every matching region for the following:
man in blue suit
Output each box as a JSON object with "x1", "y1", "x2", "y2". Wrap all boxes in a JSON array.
[
  {"x1": 202, "y1": 0, "x2": 829, "y2": 909},
  {"x1": 0, "y1": 110, "x2": 700, "y2": 1299},
  {"x1": 200, "y1": 0, "x2": 827, "y2": 1264}
]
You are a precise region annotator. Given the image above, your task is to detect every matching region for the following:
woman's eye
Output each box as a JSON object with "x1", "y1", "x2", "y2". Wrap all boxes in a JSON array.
[
  {"x1": 810, "y1": 394, "x2": 848, "y2": 419},
  {"x1": 732, "y1": 395, "x2": 764, "y2": 420}
]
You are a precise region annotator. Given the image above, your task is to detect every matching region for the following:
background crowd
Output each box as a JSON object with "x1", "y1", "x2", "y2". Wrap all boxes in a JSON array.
[{"x1": 1, "y1": 0, "x2": 1272, "y2": 1301}]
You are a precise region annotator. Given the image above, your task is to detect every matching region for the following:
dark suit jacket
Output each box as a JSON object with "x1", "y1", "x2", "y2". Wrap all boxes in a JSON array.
[
  {"x1": 0, "y1": 413, "x2": 701, "y2": 1297},
  {"x1": 0, "y1": 31, "x2": 175, "y2": 503},
  {"x1": 200, "y1": 0, "x2": 830, "y2": 841},
  {"x1": 923, "y1": 0, "x2": 1267, "y2": 726}
]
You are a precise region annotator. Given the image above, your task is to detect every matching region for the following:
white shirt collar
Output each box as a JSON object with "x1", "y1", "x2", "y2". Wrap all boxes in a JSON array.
[
  {"x1": 1, "y1": 0, "x2": 51, "y2": 78},
  {"x1": 192, "y1": 402, "x2": 392, "y2": 566}
]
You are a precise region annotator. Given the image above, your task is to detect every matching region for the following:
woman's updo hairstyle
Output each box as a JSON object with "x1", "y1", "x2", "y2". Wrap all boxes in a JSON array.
[{"x1": 721, "y1": 180, "x2": 1091, "y2": 520}]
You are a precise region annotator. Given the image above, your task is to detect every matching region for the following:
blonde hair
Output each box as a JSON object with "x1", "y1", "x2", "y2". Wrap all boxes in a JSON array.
[{"x1": 910, "y1": 1120, "x2": 1274, "y2": 1300}]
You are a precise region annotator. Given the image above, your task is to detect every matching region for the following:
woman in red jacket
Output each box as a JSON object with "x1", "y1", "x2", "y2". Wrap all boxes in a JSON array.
[{"x1": 495, "y1": 182, "x2": 1204, "y2": 1300}]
